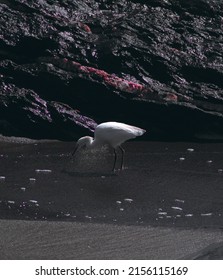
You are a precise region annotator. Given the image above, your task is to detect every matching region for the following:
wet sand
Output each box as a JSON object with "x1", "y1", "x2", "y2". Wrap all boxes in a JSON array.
[
  {"x1": 1, "y1": 219, "x2": 223, "y2": 260},
  {"x1": 0, "y1": 137, "x2": 223, "y2": 259}
]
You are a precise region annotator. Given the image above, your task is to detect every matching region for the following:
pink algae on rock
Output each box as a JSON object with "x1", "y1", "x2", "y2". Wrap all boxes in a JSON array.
[{"x1": 44, "y1": 57, "x2": 147, "y2": 95}]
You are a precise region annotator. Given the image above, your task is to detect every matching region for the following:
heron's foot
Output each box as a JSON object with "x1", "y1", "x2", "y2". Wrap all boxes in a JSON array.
[
  {"x1": 112, "y1": 168, "x2": 120, "y2": 173},
  {"x1": 112, "y1": 167, "x2": 126, "y2": 173}
]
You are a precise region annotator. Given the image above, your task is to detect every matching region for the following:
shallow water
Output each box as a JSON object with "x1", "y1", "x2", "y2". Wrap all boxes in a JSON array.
[{"x1": 0, "y1": 140, "x2": 223, "y2": 229}]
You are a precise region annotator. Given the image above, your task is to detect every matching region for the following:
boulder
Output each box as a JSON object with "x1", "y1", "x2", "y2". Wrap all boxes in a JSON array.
[{"x1": 0, "y1": 0, "x2": 222, "y2": 140}]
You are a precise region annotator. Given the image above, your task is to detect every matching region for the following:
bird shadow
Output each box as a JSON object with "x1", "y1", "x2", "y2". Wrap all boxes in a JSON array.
[{"x1": 61, "y1": 169, "x2": 118, "y2": 178}]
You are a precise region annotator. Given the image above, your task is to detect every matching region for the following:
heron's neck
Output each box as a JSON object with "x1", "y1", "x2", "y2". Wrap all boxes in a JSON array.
[{"x1": 90, "y1": 138, "x2": 103, "y2": 149}]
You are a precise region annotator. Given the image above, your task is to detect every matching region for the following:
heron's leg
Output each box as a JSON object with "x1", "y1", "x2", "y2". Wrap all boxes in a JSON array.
[
  {"x1": 119, "y1": 146, "x2": 125, "y2": 170},
  {"x1": 112, "y1": 148, "x2": 117, "y2": 172}
]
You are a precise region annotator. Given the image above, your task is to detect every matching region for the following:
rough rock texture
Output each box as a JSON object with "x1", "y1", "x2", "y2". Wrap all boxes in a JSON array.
[{"x1": 0, "y1": 0, "x2": 223, "y2": 140}]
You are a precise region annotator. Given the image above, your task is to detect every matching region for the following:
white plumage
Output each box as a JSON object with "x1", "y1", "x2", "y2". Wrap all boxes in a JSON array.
[{"x1": 72, "y1": 121, "x2": 146, "y2": 171}]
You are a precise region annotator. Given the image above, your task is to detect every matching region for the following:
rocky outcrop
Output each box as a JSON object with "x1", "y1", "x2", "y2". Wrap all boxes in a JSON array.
[{"x1": 0, "y1": 0, "x2": 223, "y2": 140}]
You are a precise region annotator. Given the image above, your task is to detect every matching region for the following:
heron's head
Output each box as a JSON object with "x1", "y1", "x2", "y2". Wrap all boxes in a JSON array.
[{"x1": 71, "y1": 136, "x2": 93, "y2": 156}]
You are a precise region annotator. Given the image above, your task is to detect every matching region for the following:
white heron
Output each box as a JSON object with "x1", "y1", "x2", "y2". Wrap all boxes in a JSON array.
[{"x1": 71, "y1": 121, "x2": 146, "y2": 171}]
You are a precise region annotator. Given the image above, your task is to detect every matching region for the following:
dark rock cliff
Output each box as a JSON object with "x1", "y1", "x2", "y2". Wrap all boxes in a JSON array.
[{"x1": 0, "y1": 0, "x2": 223, "y2": 140}]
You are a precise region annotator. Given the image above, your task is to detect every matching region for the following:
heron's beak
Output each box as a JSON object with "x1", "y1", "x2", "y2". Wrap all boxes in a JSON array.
[{"x1": 71, "y1": 144, "x2": 78, "y2": 156}]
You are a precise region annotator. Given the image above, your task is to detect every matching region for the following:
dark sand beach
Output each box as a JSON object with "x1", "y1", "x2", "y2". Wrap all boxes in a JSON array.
[{"x1": 0, "y1": 137, "x2": 223, "y2": 259}]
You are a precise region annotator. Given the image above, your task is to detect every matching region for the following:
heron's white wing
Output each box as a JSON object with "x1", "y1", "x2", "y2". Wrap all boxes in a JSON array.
[{"x1": 94, "y1": 122, "x2": 145, "y2": 147}]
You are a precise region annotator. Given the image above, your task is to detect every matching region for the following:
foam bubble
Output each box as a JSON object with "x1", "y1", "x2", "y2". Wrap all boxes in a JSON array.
[
  {"x1": 29, "y1": 200, "x2": 38, "y2": 204},
  {"x1": 185, "y1": 214, "x2": 193, "y2": 217},
  {"x1": 201, "y1": 213, "x2": 212, "y2": 216},
  {"x1": 124, "y1": 198, "x2": 133, "y2": 203},
  {"x1": 171, "y1": 206, "x2": 183, "y2": 211},
  {"x1": 174, "y1": 199, "x2": 185, "y2": 203},
  {"x1": 158, "y1": 212, "x2": 167, "y2": 215},
  {"x1": 8, "y1": 200, "x2": 15, "y2": 204},
  {"x1": 35, "y1": 169, "x2": 52, "y2": 173}
]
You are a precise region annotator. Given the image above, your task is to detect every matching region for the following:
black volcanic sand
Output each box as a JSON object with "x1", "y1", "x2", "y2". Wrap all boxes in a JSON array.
[{"x1": 0, "y1": 137, "x2": 223, "y2": 259}]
